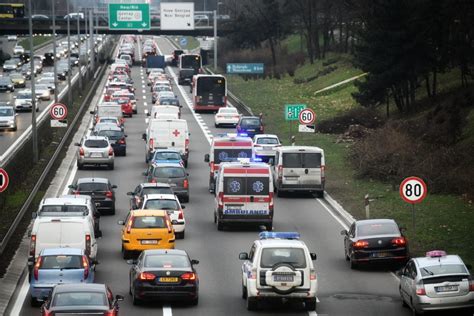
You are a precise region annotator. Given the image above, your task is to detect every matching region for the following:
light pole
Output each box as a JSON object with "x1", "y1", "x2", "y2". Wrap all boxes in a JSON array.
[
  {"x1": 213, "y1": 9, "x2": 217, "y2": 70},
  {"x1": 77, "y1": 9, "x2": 82, "y2": 92},
  {"x1": 52, "y1": 0, "x2": 58, "y2": 102},
  {"x1": 67, "y1": 0, "x2": 72, "y2": 107},
  {"x1": 28, "y1": 0, "x2": 38, "y2": 163}
]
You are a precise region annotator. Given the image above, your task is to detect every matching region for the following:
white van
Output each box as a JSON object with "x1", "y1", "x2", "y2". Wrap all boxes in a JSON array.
[
  {"x1": 271, "y1": 146, "x2": 325, "y2": 198},
  {"x1": 143, "y1": 119, "x2": 190, "y2": 166},
  {"x1": 28, "y1": 217, "x2": 98, "y2": 265},
  {"x1": 214, "y1": 160, "x2": 274, "y2": 231},
  {"x1": 148, "y1": 105, "x2": 180, "y2": 119}
]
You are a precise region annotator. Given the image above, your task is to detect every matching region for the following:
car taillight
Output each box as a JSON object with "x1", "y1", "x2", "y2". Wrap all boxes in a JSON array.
[
  {"x1": 178, "y1": 209, "x2": 184, "y2": 220},
  {"x1": 277, "y1": 165, "x2": 283, "y2": 181},
  {"x1": 42, "y1": 311, "x2": 53, "y2": 316},
  {"x1": 353, "y1": 240, "x2": 369, "y2": 249},
  {"x1": 104, "y1": 310, "x2": 116, "y2": 316},
  {"x1": 223, "y1": 96, "x2": 227, "y2": 106},
  {"x1": 73, "y1": 190, "x2": 79, "y2": 195},
  {"x1": 138, "y1": 272, "x2": 156, "y2": 281},
  {"x1": 126, "y1": 216, "x2": 134, "y2": 234},
  {"x1": 79, "y1": 147, "x2": 84, "y2": 156},
  {"x1": 149, "y1": 138, "x2": 154, "y2": 151},
  {"x1": 151, "y1": 178, "x2": 157, "y2": 183},
  {"x1": 391, "y1": 237, "x2": 406, "y2": 246},
  {"x1": 118, "y1": 138, "x2": 126, "y2": 144},
  {"x1": 185, "y1": 138, "x2": 190, "y2": 151},
  {"x1": 29, "y1": 235, "x2": 36, "y2": 257},
  {"x1": 469, "y1": 279, "x2": 474, "y2": 291},
  {"x1": 416, "y1": 284, "x2": 426, "y2": 295},
  {"x1": 108, "y1": 147, "x2": 114, "y2": 156},
  {"x1": 85, "y1": 234, "x2": 91, "y2": 257},
  {"x1": 33, "y1": 256, "x2": 42, "y2": 280},
  {"x1": 218, "y1": 192, "x2": 224, "y2": 207},
  {"x1": 269, "y1": 192, "x2": 274, "y2": 211},
  {"x1": 82, "y1": 255, "x2": 89, "y2": 279},
  {"x1": 321, "y1": 165, "x2": 325, "y2": 182},
  {"x1": 106, "y1": 191, "x2": 113, "y2": 198},
  {"x1": 183, "y1": 179, "x2": 189, "y2": 189},
  {"x1": 254, "y1": 144, "x2": 261, "y2": 147},
  {"x1": 181, "y1": 272, "x2": 197, "y2": 282},
  {"x1": 310, "y1": 268, "x2": 317, "y2": 280}
]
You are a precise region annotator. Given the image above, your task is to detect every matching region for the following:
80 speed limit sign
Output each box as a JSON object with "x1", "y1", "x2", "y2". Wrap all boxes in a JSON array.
[
  {"x1": 298, "y1": 108, "x2": 316, "y2": 125},
  {"x1": 399, "y1": 176, "x2": 427, "y2": 204},
  {"x1": 50, "y1": 103, "x2": 68, "y2": 120}
]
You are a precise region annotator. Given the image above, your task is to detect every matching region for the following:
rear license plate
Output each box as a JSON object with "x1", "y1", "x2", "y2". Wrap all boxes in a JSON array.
[
  {"x1": 90, "y1": 152, "x2": 102, "y2": 157},
  {"x1": 159, "y1": 277, "x2": 178, "y2": 283},
  {"x1": 436, "y1": 285, "x2": 458, "y2": 292},
  {"x1": 141, "y1": 240, "x2": 158, "y2": 245},
  {"x1": 169, "y1": 183, "x2": 177, "y2": 187},
  {"x1": 371, "y1": 252, "x2": 390, "y2": 258},
  {"x1": 247, "y1": 129, "x2": 255, "y2": 132},
  {"x1": 273, "y1": 275, "x2": 294, "y2": 282}
]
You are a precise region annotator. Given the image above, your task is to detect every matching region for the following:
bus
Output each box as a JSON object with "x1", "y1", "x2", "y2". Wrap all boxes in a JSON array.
[
  {"x1": 179, "y1": 54, "x2": 202, "y2": 74},
  {"x1": 0, "y1": 3, "x2": 25, "y2": 18},
  {"x1": 192, "y1": 74, "x2": 227, "y2": 112}
]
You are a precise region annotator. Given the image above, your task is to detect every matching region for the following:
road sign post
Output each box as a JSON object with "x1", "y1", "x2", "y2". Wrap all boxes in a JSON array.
[
  {"x1": 400, "y1": 176, "x2": 428, "y2": 242},
  {"x1": 108, "y1": 3, "x2": 150, "y2": 30},
  {"x1": 0, "y1": 168, "x2": 9, "y2": 193}
]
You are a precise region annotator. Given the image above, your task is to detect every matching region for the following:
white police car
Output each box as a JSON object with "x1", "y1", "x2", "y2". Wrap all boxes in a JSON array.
[{"x1": 239, "y1": 232, "x2": 318, "y2": 311}]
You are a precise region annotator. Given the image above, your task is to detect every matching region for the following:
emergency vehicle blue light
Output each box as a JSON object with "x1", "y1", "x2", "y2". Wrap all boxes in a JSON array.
[
  {"x1": 238, "y1": 133, "x2": 248, "y2": 137},
  {"x1": 253, "y1": 157, "x2": 263, "y2": 162},
  {"x1": 259, "y1": 232, "x2": 300, "y2": 240}
]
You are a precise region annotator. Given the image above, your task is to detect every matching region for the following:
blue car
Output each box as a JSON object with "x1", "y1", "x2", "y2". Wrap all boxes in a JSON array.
[
  {"x1": 236, "y1": 116, "x2": 264, "y2": 138},
  {"x1": 151, "y1": 149, "x2": 185, "y2": 167},
  {"x1": 29, "y1": 248, "x2": 95, "y2": 306}
]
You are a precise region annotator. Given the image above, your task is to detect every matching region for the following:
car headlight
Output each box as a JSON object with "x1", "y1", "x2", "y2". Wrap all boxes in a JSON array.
[
  {"x1": 7, "y1": 84, "x2": 12, "y2": 87},
  {"x1": 19, "y1": 80, "x2": 24, "y2": 84},
  {"x1": 8, "y1": 120, "x2": 14, "y2": 124}
]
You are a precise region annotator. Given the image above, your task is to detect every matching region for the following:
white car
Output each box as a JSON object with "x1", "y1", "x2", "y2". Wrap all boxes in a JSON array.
[
  {"x1": 239, "y1": 232, "x2": 318, "y2": 311},
  {"x1": 15, "y1": 89, "x2": 37, "y2": 112},
  {"x1": 139, "y1": 193, "x2": 186, "y2": 239},
  {"x1": 214, "y1": 107, "x2": 240, "y2": 127},
  {"x1": 253, "y1": 134, "x2": 281, "y2": 161},
  {"x1": 13, "y1": 45, "x2": 24, "y2": 55},
  {"x1": 7, "y1": 35, "x2": 17, "y2": 42},
  {"x1": 35, "y1": 84, "x2": 51, "y2": 101}
]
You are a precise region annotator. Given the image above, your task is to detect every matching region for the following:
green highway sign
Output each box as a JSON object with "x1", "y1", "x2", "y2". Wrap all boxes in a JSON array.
[
  {"x1": 108, "y1": 3, "x2": 150, "y2": 30},
  {"x1": 285, "y1": 104, "x2": 307, "y2": 121}
]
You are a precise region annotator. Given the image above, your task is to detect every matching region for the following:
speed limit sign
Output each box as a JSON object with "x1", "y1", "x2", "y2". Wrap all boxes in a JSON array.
[
  {"x1": 298, "y1": 108, "x2": 316, "y2": 125},
  {"x1": 400, "y1": 176, "x2": 427, "y2": 204},
  {"x1": 50, "y1": 103, "x2": 68, "y2": 120}
]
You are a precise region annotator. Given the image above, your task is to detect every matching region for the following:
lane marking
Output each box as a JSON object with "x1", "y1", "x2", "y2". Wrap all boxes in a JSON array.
[
  {"x1": 163, "y1": 305, "x2": 172, "y2": 316},
  {"x1": 142, "y1": 95, "x2": 146, "y2": 100},
  {"x1": 316, "y1": 199, "x2": 349, "y2": 231}
]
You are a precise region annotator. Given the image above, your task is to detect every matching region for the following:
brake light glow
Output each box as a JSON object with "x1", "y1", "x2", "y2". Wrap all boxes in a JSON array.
[
  {"x1": 29, "y1": 235, "x2": 36, "y2": 257},
  {"x1": 126, "y1": 216, "x2": 134, "y2": 234},
  {"x1": 277, "y1": 165, "x2": 283, "y2": 181},
  {"x1": 416, "y1": 284, "x2": 426, "y2": 295},
  {"x1": 181, "y1": 272, "x2": 197, "y2": 281},
  {"x1": 353, "y1": 240, "x2": 369, "y2": 249},
  {"x1": 118, "y1": 138, "x2": 126, "y2": 145},
  {"x1": 79, "y1": 147, "x2": 84, "y2": 156},
  {"x1": 269, "y1": 192, "x2": 274, "y2": 211},
  {"x1": 85, "y1": 234, "x2": 91, "y2": 257},
  {"x1": 138, "y1": 272, "x2": 156, "y2": 281},
  {"x1": 178, "y1": 209, "x2": 184, "y2": 220},
  {"x1": 321, "y1": 165, "x2": 325, "y2": 182},
  {"x1": 183, "y1": 179, "x2": 189, "y2": 189},
  {"x1": 469, "y1": 279, "x2": 474, "y2": 292},
  {"x1": 149, "y1": 138, "x2": 154, "y2": 151},
  {"x1": 82, "y1": 255, "x2": 89, "y2": 279},
  {"x1": 33, "y1": 256, "x2": 42, "y2": 280},
  {"x1": 310, "y1": 268, "x2": 317, "y2": 280},
  {"x1": 106, "y1": 191, "x2": 113, "y2": 198},
  {"x1": 108, "y1": 147, "x2": 114, "y2": 156},
  {"x1": 391, "y1": 237, "x2": 406, "y2": 246}
]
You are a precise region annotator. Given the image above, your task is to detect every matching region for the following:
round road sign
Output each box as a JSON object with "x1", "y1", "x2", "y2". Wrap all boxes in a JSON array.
[
  {"x1": 50, "y1": 103, "x2": 68, "y2": 120},
  {"x1": 299, "y1": 108, "x2": 316, "y2": 125},
  {"x1": 400, "y1": 176, "x2": 427, "y2": 204},
  {"x1": 0, "y1": 168, "x2": 9, "y2": 193}
]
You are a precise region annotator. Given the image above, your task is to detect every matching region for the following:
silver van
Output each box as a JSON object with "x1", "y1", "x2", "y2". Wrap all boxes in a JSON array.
[{"x1": 271, "y1": 146, "x2": 325, "y2": 198}]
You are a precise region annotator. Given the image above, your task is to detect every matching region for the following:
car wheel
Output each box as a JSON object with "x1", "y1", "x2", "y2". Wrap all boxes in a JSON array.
[
  {"x1": 304, "y1": 298, "x2": 316, "y2": 311},
  {"x1": 122, "y1": 246, "x2": 131, "y2": 260},
  {"x1": 246, "y1": 297, "x2": 258, "y2": 311},
  {"x1": 316, "y1": 191, "x2": 324, "y2": 198},
  {"x1": 133, "y1": 109, "x2": 137, "y2": 114},
  {"x1": 12, "y1": 126, "x2": 17, "y2": 131},
  {"x1": 77, "y1": 161, "x2": 84, "y2": 170},
  {"x1": 265, "y1": 223, "x2": 272, "y2": 231},
  {"x1": 176, "y1": 231, "x2": 185, "y2": 239},
  {"x1": 410, "y1": 298, "x2": 421, "y2": 316},
  {"x1": 36, "y1": 107, "x2": 39, "y2": 112},
  {"x1": 213, "y1": 212, "x2": 217, "y2": 223},
  {"x1": 110, "y1": 206, "x2": 115, "y2": 215},
  {"x1": 217, "y1": 217, "x2": 224, "y2": 231},
  {"x1": 215, "y1": 123, "x2": 219, "y2": 128},
  {"x1": 241, "y1": 283, "x2": 247, "y2": 299},
  {"x1": 108, "y1": 163, "x2": 114, "y2": 170},
  {"x1": 190, "y1": 296, "x2": 199, "y2": 306},
  {"x1": 345, "y1": 248, "x2": 350, "y2": 261},
  {"x1": 132, "y1": 289, "x2": 141, "y2": 306},
  {"x1": 277, "y1": 189, "x2": 284, "y2": 197},
  {"x1": 350, "y1": 257, "x2": 358, "y2": 270},
  {"x1": 30, "y1": 296, "x2": 40, "y2": 307},
  {"x1": 182, "y1": 195, "x2": 189, "y2": 203},
  {"x1": 184, "y1": 160, "x2": 188, "y2": 168},
  {"x1": 122, "y1": 149, "x2": 127, "y2": 157}
]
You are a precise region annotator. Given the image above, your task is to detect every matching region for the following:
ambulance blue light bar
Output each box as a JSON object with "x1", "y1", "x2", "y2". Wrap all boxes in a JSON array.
[
  {"x1": 259, "y1": 232, "x2": 300, "y2": 240},
  {"x1": 253, "y1": 157, "x2": 262, "y2": 162},
  {"x1": 238, "y1": 133, "x2": 248, "y2": 137}
]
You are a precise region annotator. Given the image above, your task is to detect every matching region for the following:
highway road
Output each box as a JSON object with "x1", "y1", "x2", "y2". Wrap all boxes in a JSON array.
[{"x1": 15, "y1": 36, "x2": 413, "y2": 316}]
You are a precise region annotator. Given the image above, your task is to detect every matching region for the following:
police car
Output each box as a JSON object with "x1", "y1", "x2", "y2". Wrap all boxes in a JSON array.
[
  {"x1": 204, "y1": 133, "x2": 254, "y2": 193},
  {"x1": 213, "y1": 159, "x2": 273, "y2": 231},
  {"x1": 239, "y1": 232, "x2": 318, "y2": 311}
]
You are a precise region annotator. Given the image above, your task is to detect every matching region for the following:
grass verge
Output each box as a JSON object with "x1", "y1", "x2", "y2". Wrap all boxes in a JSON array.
[{"x1": 18, "y1": 35, "x2": 52, "y2": 51}]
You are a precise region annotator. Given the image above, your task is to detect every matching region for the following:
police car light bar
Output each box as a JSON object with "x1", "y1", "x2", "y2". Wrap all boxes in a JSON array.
[
  {"x1": 426, "y1": 250, "x2": 447, "y2": 258},
  {"x1": 259, "y1": 232, "x2": 300, "y2": 240}
]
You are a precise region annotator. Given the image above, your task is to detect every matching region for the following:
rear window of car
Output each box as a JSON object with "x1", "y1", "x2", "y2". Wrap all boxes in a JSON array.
[
  {"x1": 241, "y1": 118, "x2": 261, "y2": 127},
  {"x1": 260, "y1": 248, "x2": 306, "y2": 268},
  {"x1": 420, "y1": 264, "x2": 469, "y2": 277},
  {"x1": 142, "y1": 187, "x2": 173, "y2": 195},
  {"x1": 219, "y1": 108, "x2": 237, "y2": 114},
  {"x1": 98, "y1": 130, "x2": 123, "y2": 140},
  {"x1": 153, "y1": 152, "x2": 181, "y2": 161},
  {"x1": 77, "y1": 182, "x2": 108, "y2": 192},
  {"x1": 223, "y1": 176, "x2": 269, "y2": 196},
  {"x1": 256, "y1": 137, "x2": 279, "y2": 145},
  {"x1": 282, "y1": 152, "x2": 321, "y2": 168},
  {"x1": 40, "y1": 255, "x2": 82, "y2": 269},
  {"x1": 40, "y1": 205, "x2": 88, "y2": 213},
  {"x1": 143, "y1": 199, "x2": 179, "y2": 210},
  {"x1": 159, "y1": 98, "x2": 178, "y2": 106},
  {"x1": 132, "y1": 216, "x2": 166, "y2": 228},
  {"x1": 145, "y1": 255, "x2": 190, "y2": 268},
  {"x1": 153, "y1": 167, "x2": 185, "y2": 178},
  {"x1": 214, "y1": 149, "x2": 252, "y2": 164},
  {"x1": 52, "y1": 292, "x2": 106, "y2": 307},
  {"x1": 356, "y1": 222, "x2": 400, "y2": 236},
  {"x1": 84, "y1": 140, "x2": 108, "y2": 148}
]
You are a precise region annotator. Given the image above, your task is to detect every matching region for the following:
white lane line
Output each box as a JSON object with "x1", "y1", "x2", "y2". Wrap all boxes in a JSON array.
[
  {"x1": 142, "y1": 80, "x2": 145, "y2": 84},
  {"x1": 316, "y1": 199, "x2": 349, "y2": 231},
  {"x1": 9, "y1": 273, "x2": 29, "y2": 316},
  {"x1": 308, "y1": 311, "x2": 317, "y2": 316},
  {"x1": 142, "y1": 95, "x2": 146, "y2": 100},
  {"x1": 144, "y1": 102, "x2": 148, "y2": 107},
  {"x1": 163, "y1": 305, "x2": 172, "y2": 316}
]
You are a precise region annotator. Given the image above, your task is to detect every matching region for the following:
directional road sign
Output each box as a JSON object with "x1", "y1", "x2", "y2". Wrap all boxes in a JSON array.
[
  {"x1": 50, "y1": 103, "x2": 67, "y2": 120},
  {"x1": 0, "y1": 168, "x2": 9, "y2": 193},
  {"x1": 400, "y1": 176, "x2": 427, "y2": 204},
  {"x1": 226, "y1": 63, "x2": 264, "y2": 74},
  {"x1": 108, "y1": 3, "x2": 150, "y2": 30},
  {"x1": 180, "y1": 37, "x2": 188, "y2": 47},
  {"x1": 285, "y1": 104, "x2": 306, "y2": 121},
  {"x1": 299, "y1": 108, "x2": 316, "y2": 125},
  {"x1": 160, "y1": 2, "x2": 194, "y2": 30}
]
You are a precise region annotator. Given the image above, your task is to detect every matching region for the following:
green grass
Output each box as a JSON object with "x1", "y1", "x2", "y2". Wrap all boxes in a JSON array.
[
  {"x1": 224, "y1": 53, "x2": 474, "y2": 267},
  {"x1": 169, "y1": 36, "x2": 200, "y2": 51},
  {"x1": 18, "y1": 35, "x2": 51, "y2": 51},
  {"x1": 285, "y1": 34, "x2": 304, "y2": 54}
]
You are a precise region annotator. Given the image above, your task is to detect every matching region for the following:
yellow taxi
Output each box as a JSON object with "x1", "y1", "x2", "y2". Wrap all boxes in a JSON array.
[{"x1": 118, "y1": 210, "x2": 175, "y2": 259}]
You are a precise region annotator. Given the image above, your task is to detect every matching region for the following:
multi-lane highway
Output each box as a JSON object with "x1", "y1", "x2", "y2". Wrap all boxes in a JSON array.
[{"x1": 12, "y1": 36, "x2": 413, "y2": 316}]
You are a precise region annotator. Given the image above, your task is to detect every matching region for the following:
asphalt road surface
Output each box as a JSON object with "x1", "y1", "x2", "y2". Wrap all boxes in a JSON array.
[{"x1": 16, "y1": 36, "x2": 413, "y2": 316}]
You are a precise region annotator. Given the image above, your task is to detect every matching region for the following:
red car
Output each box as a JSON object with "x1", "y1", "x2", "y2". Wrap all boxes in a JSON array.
[{"x1": 111, "y1": 97, "x2": 133, "y2": 117}]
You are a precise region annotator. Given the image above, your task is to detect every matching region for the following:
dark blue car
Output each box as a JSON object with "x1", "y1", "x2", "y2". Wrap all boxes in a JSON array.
[{"x1": 236, "y1": 116, "x2": 264, "y2": 138}]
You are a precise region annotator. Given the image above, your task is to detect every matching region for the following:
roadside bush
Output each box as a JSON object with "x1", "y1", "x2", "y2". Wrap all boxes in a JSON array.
[{"x1": 317, "y1": 107, "x2": 385, "y2": 134}]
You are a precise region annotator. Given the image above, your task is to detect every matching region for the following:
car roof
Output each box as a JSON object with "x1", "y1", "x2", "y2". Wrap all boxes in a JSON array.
[
  {"x1": 54, "y1": 283, "x2": 107, "y2": 293},
  {"x1": 139, "y1": 182, "x2": 172, "y2": 188},
  {"x1": 254, "y1": 134, "x2": 279, "y2": 139},
  {"x1": 41, "y1": 247, "x2": 84, "y2": 256},
  {"x1": 41, "y1": 196, "x2": 89, "y2": 206},
  {"x1": 414, "y1": 254, "x2": 466, "y2": 269},
  {"x1": 154, "y1": 149, "x2": 180, "y2": 153},
  {"x1": 0, "y1": 105, "x2": 14, "y2": 109},
  {"x1": 130, "y1": 209, "x2": 167, "y2": 217},
  {"x1": 144, "y1": 194, "x2": 177, "y2": 200},
  {"x1": 355, "y1": 219, "x2": 397, "y2": 226},
  {"x1": 76, "y1": 177, "x2": 109, "y2": 184},
  {"x1": 277, "y1": 146, "x2": 324, "y2": 153},
  {"x1": 143, "y1": 249, "x2": 187, "y2": 256},
  {"x1": 256, "y1": 239, "x2": 308, "y2": 248}
]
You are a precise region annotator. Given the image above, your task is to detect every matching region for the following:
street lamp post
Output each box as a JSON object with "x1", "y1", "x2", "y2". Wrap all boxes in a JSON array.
[
  {"x1": 213, "y1": 10, "x2": 217, "y2": 70},
  {"x1": 67, "y1": 0, "x2": 72, "y2": 107},
  {"x1": 77, "y1": 9, "x2": 82, "y2": 92},
  {"x1": 52, "y1": 0, "x2": 58, "y2": 102},
  {"x1": 28, "y1": 0, "x2": 38, "y2": 163}
]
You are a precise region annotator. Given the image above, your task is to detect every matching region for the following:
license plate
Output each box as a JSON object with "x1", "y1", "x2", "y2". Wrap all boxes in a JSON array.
[
  {"x1": 141, "y1": 240, "x2": 158, "y2": 245},
  {"x1": 436, "y1": 285, "x2": 458, "y2": 292},
  {"x1": 371, "y1": 252, "x2": 390, "y2": 258},
  {"x1": 247, "y1": 129, "x2": 255, "y2": 132},
  {"x1": 159, "y1": 277, "x2": 178, "y2": 283},
  {"x1": 273, "y1": 275, "x2": 294, "y2": 282},
  {"x1": 90, "y1": 152, "x2": 102, "y2": 157}
]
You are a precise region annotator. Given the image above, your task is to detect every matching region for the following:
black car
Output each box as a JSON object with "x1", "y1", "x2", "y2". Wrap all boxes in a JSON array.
[
  {"x1": 236, "y1": 116, "x2": 264, "y2": 138},
  {"x1": 127, "y1": 183, "x2": 174, "y2": 209},
  {"x1": 128, "y1": 249, "x2": 199, "y2": 305},
  {"x1": 42, "y1": 52, "x2": 55, "y2": 66},
  {"x1": 40, "y1": 283, "x2": 123, "y2": 315},
  {"x1": 171, "y1": 49, "x2": 184, "y2": 66},
  {"x1": 69, "y1": 177, "x2": 117, "y2": 215},
  {"x1": 94, "y1": 125, "x2": 127, "y2": 156},
  {"x1": 57, "y1": 64, "x2": 69, "y2": 80},
  {"x1": 341, "y1": 219, "x2": 409, "y2": 269},
  {"x1": 0, "y1": 77, "x2": 15, "y2": 92}
]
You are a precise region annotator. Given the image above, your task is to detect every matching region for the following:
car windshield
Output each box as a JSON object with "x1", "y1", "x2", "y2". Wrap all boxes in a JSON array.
[
  {"x1": 98, "y1": 130, "x2": 122, "y2": 140},
  {"x1": 132, "y1": 216, "x2": 166, "y2": 228},
  {"x1": 153, "y1": 152, "x2": 181, "y2": 161},
  {"x1": 144, "y1": 255, "x2": 190, "y2": 268},
  {"x1": 241, "y1": 118, "x2": 261, "y2": 127},
  {"x1": 141, "y1": 187, "x2": 173, "y2": 195},
  {"x1": 9, "y1": 74, "x2": 22, "y2": 80},
  {"x1": 159, "y1": 98, "x2": 178, "y2": 106},
  {"x1": 36, "y1": 85, "x2": 49, "y2": 90},
  {"x1": 213, "y1": 149, "x2": 253, "y2": 164},
  {"x1": 356, "y1": 222, "x2": 400, "y2": 236},
  {"x1": 143, "y1": 199, "x2": 179, "y2": 210},
  {"x1": 99, "y1": 118, "x2": 117, "y2": 124},
  {"x1": 77, "y1": 182, "x2": 108, "y2": 192},
  {"x1": 0, "y1": 108, "x2": 14, "y2": 116},
  {"x1": 223, "y1": 176, "x2": 269, "y2": 196},
  {"x1": 4, "y1": 60, "x2": 16, "y2": 65},
  {"x1": 282, "y1": 152, "x2": 322, "y2": 168},
  {"x1": 420, "y1": 264, "x2": 469, "y2": 277},
  {"x1": 153, "y1": 167, "x2": 185, "y2": 178},
  {"x1": 40, "y1": 205, "x2": 88, "y2": 214},
  {"x1": 40, "y1": 255, "x2": 82, "y2": 270},
  {"x1": 0, "y1": 78, "x2": 10, "y2": 84},
  {"x1": 256, "y1": 137, "x2": 279, "y2": 145},
  {"x1": 260, "y1": 248, "x2": 306, "y2": 268},
  {"x1": 17, "y1": 92, "x2": 32, "y2": 99},
  {"x1": 52, "y1": 292, "x2": 107, "y2": 307},
  {"x1": 84, "y1": 139, "x2": 108, "y2": 148}
]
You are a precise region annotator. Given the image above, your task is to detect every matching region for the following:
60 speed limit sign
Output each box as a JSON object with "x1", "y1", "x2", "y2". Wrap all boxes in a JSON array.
[
  {"x1": 50, "y1": 103, "x2": 68, "y2": 120},
  {"x1": 399, "y1": 176, "x2": 427, "y2": 204},
  {"x1": 298, "y1": 108, "x2": 316, "y2": 125}
]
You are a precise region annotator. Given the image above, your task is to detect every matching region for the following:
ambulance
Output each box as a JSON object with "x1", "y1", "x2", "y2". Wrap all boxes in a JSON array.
[
  {"x1": 213, "y1": 160, "x2": 274, "y2": 231},
  {"x1": 204, "y1": 133, "x2": 254, "y2": 192}
]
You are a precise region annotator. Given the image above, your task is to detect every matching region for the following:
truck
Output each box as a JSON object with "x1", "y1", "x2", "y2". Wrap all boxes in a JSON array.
[{"x1": 146, "y1": 55, "x2": 165, "y2": 74}]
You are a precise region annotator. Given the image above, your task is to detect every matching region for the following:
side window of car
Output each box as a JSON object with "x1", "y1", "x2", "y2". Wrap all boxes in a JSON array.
[
  {"x1": 349, "y1": 223, "x2": 356, "y2": 238},
  {"x1": 134, "y1": 185, "x2": 140, "y2": 195},
  {"x1": 410, "y1": 262, "x2": 417, "y2": 279},
  {"x1": 248, "y1": 244, "x2": 256, "y2": 262}
]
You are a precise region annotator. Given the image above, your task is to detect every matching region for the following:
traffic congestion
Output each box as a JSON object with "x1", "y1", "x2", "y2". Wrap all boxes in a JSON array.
[{"x1": 4, "y1": 33, "x2": 474, "y2": 316}]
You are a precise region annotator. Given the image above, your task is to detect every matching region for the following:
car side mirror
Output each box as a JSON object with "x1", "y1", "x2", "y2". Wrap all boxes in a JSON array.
[
  {"x1": 181, "y1": 205, "x2": 186, "y2": 209},
  {"x1": 112, "y1": 185, "x2": 117, "y2": 189},
  {"x1": 89, "y1": 110, "x2": 95, "y2": 114},
  {"x1": 142, "y1": 133, "x2": 146, "y2": 140},
  {"x1": 124, "y1": 135, "x2": 128, "y2": 138},
  {"x1": 310, "y1": 253, "x2": 317, "y2": 261},
  {"x1": 115, "y1": 295, "x2": 124, "y2": 302},
  {"x1": 68, "y1": 184, "x2": 77, "y2": 189},
  {"x1": 92, "y1": 259, "x2": 100, "y2": 265},
  {"x1": 239, "y1": 252, "x2": 249, "y2": 260},
  {"x1": 126, "y1": 191, "x2": 133, "y2": 196},
  {"x1": 399, "y1": 226, "x2": 406, "y2": 232},
  {"x1": 142, "y1": 171, "x2": 148, "y2": 176},
  {"x1": 395, "y1": 269, "x2": 404, "y2": 277},
  {"x1": 32, "y1": 212, "x2": 37, "y2": 219},
  {"x1": 74, "y1": 142, "x2": 81, "y2": 146},
  {"x1": 117, "y1": 220, "x2": 125, "y2": 225},
  {"x1": 340, "y1": 229, "x2": 348, "y2": 236},
  {"x1": 204, "y1": 154, "x2": 209, "y2": 163},
  {"x1": 186, "y1": 173, "x2": 189, "y2": 176},
  {"x1": 126, "y1": 259, "x2": 137, "y2": 265},
  {"x1": 191, "y1": 259, "x2": 199, "y2": 265}
]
